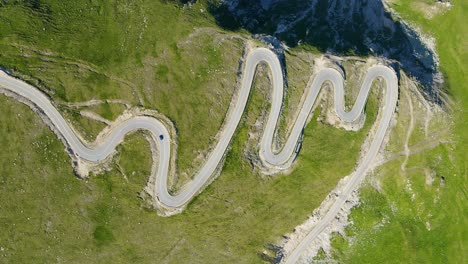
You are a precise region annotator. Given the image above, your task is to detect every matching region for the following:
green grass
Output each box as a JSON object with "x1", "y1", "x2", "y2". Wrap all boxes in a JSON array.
[
  {"x1": 331, "y1": 143, "x2": 465, "y2": 263},
  {"x1": 0, "y1": 22, "x2": 385, "y2": 264},
  {"x1": 0, "y1": 71, "x2": 382, "y2": 263},
  {"x1": 330, "y1": 1, "x2": 467, "y2": 262},
  {"x1": 2, "y1": 0, "x2": 463, "y2": 263},
  {"x1": 0, "y1": 0, "x2": 244, "y2": 178},
  {"x1": 86, "y1": 102, "x2": 127, "y2": 121}
]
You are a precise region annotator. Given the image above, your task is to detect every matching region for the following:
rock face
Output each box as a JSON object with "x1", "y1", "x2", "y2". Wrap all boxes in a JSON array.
[{"x1": 210, "y1": 0, "x2": 442, "y2": 100}]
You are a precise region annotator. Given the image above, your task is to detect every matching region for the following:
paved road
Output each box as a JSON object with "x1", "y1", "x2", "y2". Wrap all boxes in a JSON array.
[{"x1": 0, "y1": 48, "x2": 398, "y2": 261}]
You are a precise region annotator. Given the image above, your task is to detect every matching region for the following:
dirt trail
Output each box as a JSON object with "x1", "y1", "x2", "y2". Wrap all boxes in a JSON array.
[{"x1": 401, "y1": 82, "x2": 415, "y2": 173}]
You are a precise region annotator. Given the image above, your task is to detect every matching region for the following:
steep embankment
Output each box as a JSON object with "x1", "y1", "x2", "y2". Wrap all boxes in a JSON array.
[{"x1": 211, "y1": 0, "x2": 441, "y2": 97}]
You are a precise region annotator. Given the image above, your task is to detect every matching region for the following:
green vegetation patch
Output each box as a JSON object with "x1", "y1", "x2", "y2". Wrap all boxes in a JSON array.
[
  {"x1": 2, "y1": 0, "x2": 458, "y2": 263},
  {"x1": 330, "y1": 1, "x2": 467, "y2": 262},
  {"x1": 86, "y1": 102, "x2": 127, "y2": 121}
]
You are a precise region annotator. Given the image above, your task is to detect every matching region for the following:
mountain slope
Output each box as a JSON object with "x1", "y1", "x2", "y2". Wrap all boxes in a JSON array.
[{"x1": 211, "y1": 0, "x2": 441, "y2": 98}]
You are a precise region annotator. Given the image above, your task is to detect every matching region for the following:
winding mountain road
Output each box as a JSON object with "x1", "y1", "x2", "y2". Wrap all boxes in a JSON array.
[{"x1": 0, "y1": 47, "x2": 398, "y2": 262}]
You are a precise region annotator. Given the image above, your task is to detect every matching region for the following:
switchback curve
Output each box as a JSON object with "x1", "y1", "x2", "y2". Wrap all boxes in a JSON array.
[{"x1": 0, "y1": 47, "x2": 398, "y2": 261}]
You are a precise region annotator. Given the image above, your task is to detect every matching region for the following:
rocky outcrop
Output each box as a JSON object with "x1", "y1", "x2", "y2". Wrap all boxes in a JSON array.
[{"x1": 210, "y1": 0, "x2": 442, "y2": 101}]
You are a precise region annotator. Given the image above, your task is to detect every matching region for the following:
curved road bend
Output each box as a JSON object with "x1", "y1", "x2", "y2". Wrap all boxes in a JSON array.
[{"x1": 0, "y1": 48, "x2": 398, "y2": 261}]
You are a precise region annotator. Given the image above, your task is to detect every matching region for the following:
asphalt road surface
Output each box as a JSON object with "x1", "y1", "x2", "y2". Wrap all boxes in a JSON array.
[{"x1": 0, "y1": 48, "x2": 398, "y2": 262}]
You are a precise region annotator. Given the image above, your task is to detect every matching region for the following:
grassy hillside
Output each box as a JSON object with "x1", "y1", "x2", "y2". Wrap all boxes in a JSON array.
[
  {"x1": 329, "y1": 0, "x2": 467, "y2": 263},
  {"x1": 0, "y1": 0, "x2": 245, "y2": 180},
  {"x1": 0, "y1": 0, "x2": 385, "y2": 263}
]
